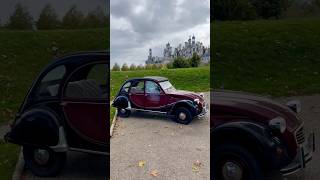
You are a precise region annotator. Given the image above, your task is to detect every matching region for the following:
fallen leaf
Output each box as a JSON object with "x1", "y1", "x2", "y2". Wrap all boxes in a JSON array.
[
  {"x1": 150, "y1": 169, "x2": 158, "y2": 177},
  {"x1": 138, "y1": 160, "x2": 146, "y2": 167},
  {"x1": 192, "y1": 160, "x2": 202, "y2": 173}
]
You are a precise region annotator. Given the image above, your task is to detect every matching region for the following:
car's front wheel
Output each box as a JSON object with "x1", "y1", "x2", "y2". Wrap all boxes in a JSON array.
[
  {"x1": 212, "y1": 143, "x2": 263, "y2": 180},
  {"x1": 117, "y1": 108, "x2": 131, "y2": 117},
  {"x1": 174, "y1": 107, "x2": 192, "y2": 124},
  {"x1": 23, "y1": 145, "x2": 66, "y2": 177}
]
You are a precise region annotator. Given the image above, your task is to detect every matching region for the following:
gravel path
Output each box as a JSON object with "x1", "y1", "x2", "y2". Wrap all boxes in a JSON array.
[{"x1": 110, "y1": 92, "x2": 210, "y2": 180}]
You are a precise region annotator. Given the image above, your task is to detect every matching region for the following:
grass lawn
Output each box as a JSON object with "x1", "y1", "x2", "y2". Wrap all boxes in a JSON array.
[
  {"x1": 212, "y1": 18, "x2": 320, "y2": 96},
  {"x1": 0, "y1": 28, "x2": 108, "y2": 179},
  {"x1": 0, "y1": 140, "x2": 20, "y2": 180},
  {"x1": 109, "y1": 66, "x2": 210, "y2": 124}
]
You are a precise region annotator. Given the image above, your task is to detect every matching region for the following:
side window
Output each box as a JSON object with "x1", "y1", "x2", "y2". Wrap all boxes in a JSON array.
[
  {"x1": 121, "y1": 82, "x2": 131, "y2": 93},
  {"x1": 130, "y1": 81, "x2": 144, "y2": 94},
  {"x1": 145, "y1": 81, "x2": 161, "y2": 94},
  {"x1": 65, "y1": 63, "x2": 107, "y2": 99},
  {"x1": 35, "y1": 65, "x2": 66, "y2": 97}
]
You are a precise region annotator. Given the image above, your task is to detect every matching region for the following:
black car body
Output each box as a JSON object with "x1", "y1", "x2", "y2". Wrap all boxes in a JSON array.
[{"x1": 4, "y1": 51, "x2": 109, "y2": 176}]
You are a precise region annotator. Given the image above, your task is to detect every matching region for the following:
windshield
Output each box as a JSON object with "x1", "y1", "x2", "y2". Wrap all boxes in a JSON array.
[{"x1": 159, "y1": 81, "x2": 176, "y2": 92}]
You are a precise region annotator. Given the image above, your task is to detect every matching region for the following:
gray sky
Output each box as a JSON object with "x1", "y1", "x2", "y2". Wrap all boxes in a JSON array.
[
  {"x1": 110, "y1": 0, "x2": 210, "y2": 66},
  {"x1": 0, "y1": 0, "x2": 108, "y2": 23}
]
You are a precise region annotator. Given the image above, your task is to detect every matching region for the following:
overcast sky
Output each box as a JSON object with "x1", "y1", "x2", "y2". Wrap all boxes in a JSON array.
[
  {"x1": 0, "y1": 0, "x2": 108, "y2": 22},
  {"x1": 110, "y1": 0, "x2": 210, "y2": 66}
]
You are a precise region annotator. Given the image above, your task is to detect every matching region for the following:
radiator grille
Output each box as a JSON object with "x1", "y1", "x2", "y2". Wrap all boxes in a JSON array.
[{"x1": 295, "y1": 126, "x2": 305, "y2": 145}]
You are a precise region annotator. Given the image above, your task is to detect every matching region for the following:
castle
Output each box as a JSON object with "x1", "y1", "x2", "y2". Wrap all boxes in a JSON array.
[{"x1": 145, "y1": 35, "x2": 210, "y2": 65}]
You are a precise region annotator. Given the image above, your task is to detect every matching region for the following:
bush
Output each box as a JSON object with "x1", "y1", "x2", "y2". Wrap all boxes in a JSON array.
[
  {"x1": 121, "y1": 63, "x2": 129, "y2": 71},
  {"x1": 129, "y1": 63, "x2": 136, "y2": 71},
  {"x1": 172, "y1": 56, "x2": 190, "y2": 68},
  {"x1": 189, "y1": 53, "x2": 201, "y2": 67}
]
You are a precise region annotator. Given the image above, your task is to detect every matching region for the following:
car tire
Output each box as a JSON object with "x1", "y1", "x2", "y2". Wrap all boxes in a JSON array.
[
  {"x1": 23, "y1": 145, "x2": 66, "y2": 177},
  {"x1": 212, "y1": 143, "x2": 263, "y2": 180},
  {"x1": 117, "y1": 108, "x2": 131, "y2": 117},
  {"x1": 174, "y1": 107, "x2": 192, "y2": 124}
]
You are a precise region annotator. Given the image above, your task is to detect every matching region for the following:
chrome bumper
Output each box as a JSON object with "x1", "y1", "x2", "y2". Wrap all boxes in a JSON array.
[
  {"x1": 281, "y1": 132, "x2": 315, "y2": 176},
  {"x1": 197, "y1": 103, "x2": 209, "y2": 118}
]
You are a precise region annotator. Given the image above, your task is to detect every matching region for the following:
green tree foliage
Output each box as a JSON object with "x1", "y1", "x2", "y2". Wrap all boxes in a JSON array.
[
  {"x1": 83, "y1": 6, "x2": 108, "y2": 28},
  {"x1": 129, "y1": 63, "x2": 136, "y2": 71},
  {"x1": 136, "y1": 64, "x2": 144, "y2": 70},
  {"x1": 121, "y1": 63, "x2": 129, "y2": 71},
  {"x1": 112, "y1": 63, "x2": 120, "y2": 71},
  {"x1": 213, "y1": 0, "x2": 289, "y2": 20},
  {"x1": 62, "y1": 5, "x2": 84, "y2": 29},
  {"x1": 172, "y1": 56, "x2": 190, "y2": 68},
  {"x1": 7, "y1": 3, "x2": 34, "y2": 30},
  {"x1": 37, "y1": 4, "x2": 60, "y2": 30},
  {"x1": 189, "y1": 53, "x2": 201, "y2": 67},
  {"x1": 145, "y1": 64, "x2": 153, "y2": 70}
]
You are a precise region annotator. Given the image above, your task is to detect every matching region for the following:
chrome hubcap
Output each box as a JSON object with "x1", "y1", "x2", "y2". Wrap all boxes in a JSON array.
[
  {"x1": 34, "y1": 149, "x2": 50, "y2": 165},
  {"x1": 222, "y1": 161, "x2": 243, "y2": 180},
  {"x1": 120, "y1": 109, "x2": 126, "y2": 114},
  {"x1": 179, "y1": 112, "x2": 187, "y2": 120}
]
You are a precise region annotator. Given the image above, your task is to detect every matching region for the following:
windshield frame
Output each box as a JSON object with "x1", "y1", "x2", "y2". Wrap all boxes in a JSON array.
[{"x1": 159, "y1": 80, "x2": 176, "y2": 93}]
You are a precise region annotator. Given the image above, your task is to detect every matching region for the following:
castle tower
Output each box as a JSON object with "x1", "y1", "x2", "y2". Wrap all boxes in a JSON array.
[
  {"x1": 192, "y1": 35, "x2": 195, "y2": 44},
  {"x1": 148, "y1": 48, "x2": 152, "y2": 58}
]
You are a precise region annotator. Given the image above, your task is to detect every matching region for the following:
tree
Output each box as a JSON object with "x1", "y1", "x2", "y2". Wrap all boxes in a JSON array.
[
  {"x1": 121, "y1": 63, "x2": 129, "y2": 71},
  {"x1": 7, "y1": 3, "x2": 34, "y2": 30},
  {"x1": 190, "y1": 53, "x2": 201, "y2": 67},
  {"x1": 112, "y1": 63, "x2": 120, "y2": 71},
  {"x1": 83, "y1": 6, "x2": 108, "y2": 28},
  {"x1": 136, "y1": 64, "x2": 144, "y2": 70},
  {"x1": 172, "y1": 57, "x2": 190, "y2": 68},
  {"x1": 37, "y1": 4, "x2": 60, "y2": 29},
  {"x1": 62, "y1": 5, "x2": 84, "y2": 29},
  {"x1": 129, "y1": 63, "x2": 136, "y2": 71},
  {"x1": 145, "y1": 64, "x2": 153, "y2": 70}
]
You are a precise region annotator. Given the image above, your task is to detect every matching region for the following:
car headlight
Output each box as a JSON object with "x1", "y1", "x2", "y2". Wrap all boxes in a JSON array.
[
  {"x1": 269, "y1": 116, "x2": 287, "y2": 133},
  {"x1": 199, "y1": 93, "x2": 204, "y2": 98},
  {"x1": 286, "y1": 100, "x2": 301, "y2": 113},
  {"x1": 194, "y1": 98, "x2": 200, "y2": 104}
]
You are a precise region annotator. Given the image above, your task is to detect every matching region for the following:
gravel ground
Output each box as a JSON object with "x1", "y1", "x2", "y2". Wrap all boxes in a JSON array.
[{"x1": 110, "y1": 92, "x2": 210, "y2": 180}]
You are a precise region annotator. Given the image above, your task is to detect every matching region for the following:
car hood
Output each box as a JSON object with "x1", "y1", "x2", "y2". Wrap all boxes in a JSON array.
[
  {"x1": 211, "y1": 90, "x2": 301, "y2": 132},
  {"x1": 167, "y1": 90, "x2": 203, "y2": 101}
]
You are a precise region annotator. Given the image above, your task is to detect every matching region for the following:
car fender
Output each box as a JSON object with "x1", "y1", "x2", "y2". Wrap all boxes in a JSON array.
[
  {"x1": 8, "y1": 108, "x2": 61, "y2": 147},
  {"x1": 169, "y1": 100, "x2": 197, "y2": 116},
  {"x1": 112, "y1": 95, "x2": 130, "y2": 109},
  {"x1": 211, "y1": 121, "x2": 290, "y2": 170}
]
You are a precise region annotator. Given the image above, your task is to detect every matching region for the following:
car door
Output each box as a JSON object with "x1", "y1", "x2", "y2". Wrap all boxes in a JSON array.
[
  {"x1": 145, "y1": 80, "x2": 167, "y2": 109},
  {"x1": 62, "y1": 62, "x2": 108, "y2": 146},
  {"x1": 129, "y1": 80, "x2": 145, "y2": 108}
]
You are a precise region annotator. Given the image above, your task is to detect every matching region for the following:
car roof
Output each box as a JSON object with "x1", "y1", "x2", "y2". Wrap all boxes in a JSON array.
[{"x1": 126, "y1": 76, "x2": 168, "y2": 83}]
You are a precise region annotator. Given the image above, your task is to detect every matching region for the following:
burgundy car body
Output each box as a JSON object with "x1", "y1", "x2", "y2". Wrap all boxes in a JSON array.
[
  {"x1": 113, "y1": 76, "x2": 207, "y2": 121},
  {"x1": 211, "y1": 89, "x2": 315, "y2": 176}
]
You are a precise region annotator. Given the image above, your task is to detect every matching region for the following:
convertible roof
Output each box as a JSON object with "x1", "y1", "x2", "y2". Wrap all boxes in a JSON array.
[
  {"x1": 143, "y1": 76, "x2": 168, "y2": 82},
  {"x1": 126, "y1": 76, "x2": 168, "y2": 83}
]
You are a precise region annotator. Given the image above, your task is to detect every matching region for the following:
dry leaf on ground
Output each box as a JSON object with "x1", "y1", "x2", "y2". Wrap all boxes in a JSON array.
[
  {"x1": 150, "y1": 169, "x2": 159, "y2": 177},
  {"x1": 138, "y1": 160, "x2": 146, "y2": 167}
]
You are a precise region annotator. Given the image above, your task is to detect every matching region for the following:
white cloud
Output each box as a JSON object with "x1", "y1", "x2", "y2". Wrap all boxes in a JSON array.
[{"x1": 111, "y1": 0, "x2": 210, "y2": 66}]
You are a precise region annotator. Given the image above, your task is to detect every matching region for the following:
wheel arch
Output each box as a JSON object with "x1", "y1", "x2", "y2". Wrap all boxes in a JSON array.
[
  {"x1": 169, "y1": 100, "x2": 197, "y2": 116},
  {"x1": 211, "y1": 121, "x2": 276, "y2": 170}
]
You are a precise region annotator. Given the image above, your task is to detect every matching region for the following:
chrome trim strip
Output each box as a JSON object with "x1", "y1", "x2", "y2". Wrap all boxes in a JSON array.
[{"x1": 69, "y1": 148, "x2": 109, "y2": 155}]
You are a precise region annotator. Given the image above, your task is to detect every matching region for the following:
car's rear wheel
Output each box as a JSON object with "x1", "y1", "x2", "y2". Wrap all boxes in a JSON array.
[
  {"x1": 23, "y1": 145, "x2": 66, "y2": 177},
  {"x1": 212, "y1": 144, "x2": 262, "y2": 180},
  {"x1": 117, "y1": 108, "x2": 131, "y2": 117},
  {"x1": 174, "y1": 107, "x2": 192, "y2": 124}
]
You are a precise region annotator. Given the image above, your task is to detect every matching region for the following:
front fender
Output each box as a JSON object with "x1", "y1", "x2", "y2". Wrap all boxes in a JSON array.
[
  {"x1": 169, "y1": 100, "x2": 197, "y2": 116},
  {"x1": 7, "y1": 108, "x2": 60, "y2": 146},
  {"x1": 211, "y1": 121, "x2": 291, "y2": 170}
]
